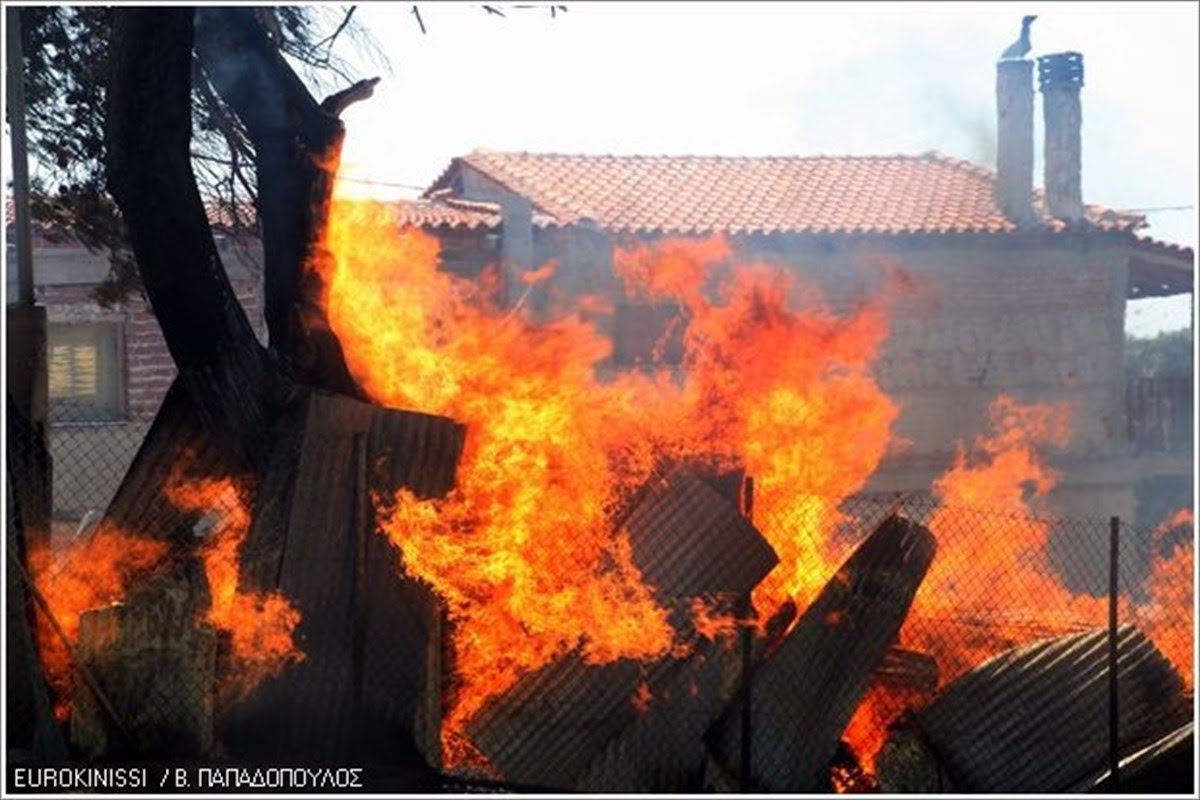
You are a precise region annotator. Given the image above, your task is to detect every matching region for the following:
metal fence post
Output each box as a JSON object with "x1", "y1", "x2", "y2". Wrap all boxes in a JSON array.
[
  {"x1": 1108, "y1": 515, "x2": 1120, "y2": 790},
  {"x1": 739, "y1": 475, "x2": 755, "y2": 791}
]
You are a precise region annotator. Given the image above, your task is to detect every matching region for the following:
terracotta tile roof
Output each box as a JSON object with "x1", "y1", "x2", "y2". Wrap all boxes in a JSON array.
[
  {"x1": 1130, "y1": 235, "x2": 1195, "y2": 262},
  {"x1": 392, "y1": 196, "x2": 502, "y2": 229},
  {"x1": 427, "y1": 150, "x2": 1148, "y2": 236}
]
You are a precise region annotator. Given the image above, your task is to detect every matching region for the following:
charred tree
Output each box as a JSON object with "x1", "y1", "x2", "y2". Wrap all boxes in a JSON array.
[
  {"x1": 93, "y1": 8, "x2": 472, "y2": 770},
  {"x1": 193, "y1": 6, "x2": 373, "y2": 397},
  {"x1": 106, "y1": 8, "x2": 283, "y2": 471}
]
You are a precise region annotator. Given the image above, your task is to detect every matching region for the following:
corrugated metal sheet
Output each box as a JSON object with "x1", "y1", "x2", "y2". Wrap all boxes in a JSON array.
[
  {"x1": 464, "y1": 654, "x2": 647, "y2": 788},
  {"x1": 624, "y1": 469, "x2": 778, "y2": 599},
  {"x1": 1071, "y1": 721, "x2": 1194, "y2": 792},
  {"x1": 905, "y1": 624, "x2": 1190, "y2": 793},
  {"x1": 221, "y1": 391, "x2": 462, "y2": 765},
  {"x1": 707, "y1": 514, "x2": 936, "y2": 791},
  {"x1": 466, "y1": 469, "x2": 778, "y2": 788},
  {"x1": 576, "y1": 636, "x2": 742, "y2": 792}
]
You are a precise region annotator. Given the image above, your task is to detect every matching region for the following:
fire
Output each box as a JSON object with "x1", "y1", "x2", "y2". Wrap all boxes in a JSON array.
[
  {"x1": 691, "y1": 597, "x2": 741, "y2": 643},
  {"x1": 845, "y1": 396, "x2": 1110, "y2": 775},
  {"x1": 26, "y1": 524, "x2": 168, "y2": 721},
  {"x1": 1141, "y1": 508, "x2": 1194, "y2": 689},
  {"x1": 632, "y1": 680, "x2": 653, "y2": 713},
  {"x1": 841, "y1": 683, "x2": 926, "y2": 775},
  {"x1": 921, "y1": 395, "x2": 1076, "y2": 623},
  {"x1": 321, "y1": 197, "x2": 676, "y2": 756},
  {"x1": 611, "y1": 239, "x2": 900, "y2": 614},
  {"x1": 162, "y1": 468, "x2": 304, "y2": 703},
  {"x1": 317, "y1": 189, "x2": 901, "y2": 760}
]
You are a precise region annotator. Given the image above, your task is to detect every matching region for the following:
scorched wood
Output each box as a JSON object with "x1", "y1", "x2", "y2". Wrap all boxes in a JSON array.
[
  {"x1": 575, "y1": 631, "x2": 743, "y2": 792},
  {"x1": 71, "y1": 573, "x2": 217, "y2": 759},
  {"x1": 705, "y1": 514, "x2": 936, "y2": 792},
  {"x1": 875, "y1": 625, "x2": 1191, "y2": 793}
]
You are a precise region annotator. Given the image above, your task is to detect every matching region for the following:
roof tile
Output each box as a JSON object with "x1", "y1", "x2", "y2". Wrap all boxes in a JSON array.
[{"x1": 432, "y1": 150, "x2": 1146, "y2": 236}]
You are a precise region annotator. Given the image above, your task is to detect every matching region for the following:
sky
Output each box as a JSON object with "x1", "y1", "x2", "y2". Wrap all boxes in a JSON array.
[
  {"x1": 2, "y1": 2, "x2": 1196, "y2": 334},
  {"x1": 324, "y1": 0, "x2": 1197, "y2": 336}
]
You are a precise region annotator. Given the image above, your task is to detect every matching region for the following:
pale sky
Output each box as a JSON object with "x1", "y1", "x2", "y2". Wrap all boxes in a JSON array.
[
  {"x1": 3, "y1": 2, "x2": 1196, "y2": 334},
  {"x1": 330, "y1": 0, "x2": 1198, "y2": 336}
]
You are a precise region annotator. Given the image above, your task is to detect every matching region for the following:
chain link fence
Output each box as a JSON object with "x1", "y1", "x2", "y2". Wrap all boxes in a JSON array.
[
  {"x1": 751, "y1": 492, "x2": 1193, "y2": 793},
  {"x1": 5, "y1": 420, "x2": 1195, "y2": 793}
]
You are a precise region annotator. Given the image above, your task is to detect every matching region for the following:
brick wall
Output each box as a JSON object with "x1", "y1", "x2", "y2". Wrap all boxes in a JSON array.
[
  {"x1": 32, "y1": 244, "x2": 263, "y2": 519},
  {"x1": 39, "y1": 275, "x2": 263, "y2": 422}
]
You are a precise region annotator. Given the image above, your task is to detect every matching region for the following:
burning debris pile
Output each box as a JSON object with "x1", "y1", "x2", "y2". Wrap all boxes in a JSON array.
[{"x1": 13, "y1": 184, "x2": 1193, "y2": 793}]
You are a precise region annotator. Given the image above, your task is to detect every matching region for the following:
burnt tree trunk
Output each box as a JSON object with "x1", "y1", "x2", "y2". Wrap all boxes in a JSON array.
[
  {"x1": 193, "y1": 6, "x2": 371, "y2": 398},
  {"x1": 106, "y1": 8, "x2": 283, "y2": 471},
  {"x1": 94, "y1": 9, "x2": 466, "y2": 769}
]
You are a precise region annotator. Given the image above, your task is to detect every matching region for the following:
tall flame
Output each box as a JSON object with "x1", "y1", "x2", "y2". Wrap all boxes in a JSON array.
[
  {"x1": 613, "y1": 239, "x2": 900, "y2": 614},
  {"x1": 317, "y1": 191, "x2": 901, "y2": 758},
  {"x1": 1141, "y1": 507, "x2": 1194, "y2": 689},
  {"x1": 322, "y1": 198, "x2": 675, "y2": 756}
]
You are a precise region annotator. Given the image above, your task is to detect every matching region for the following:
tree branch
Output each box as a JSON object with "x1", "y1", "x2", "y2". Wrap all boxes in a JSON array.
[{"x1": 320, "y1": 76, "x2": 380, "y2": 116}]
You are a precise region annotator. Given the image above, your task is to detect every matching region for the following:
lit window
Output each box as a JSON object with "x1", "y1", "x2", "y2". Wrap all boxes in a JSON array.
[{"x1": 47, "y1": 323, "x2": 125, "y2": 422}]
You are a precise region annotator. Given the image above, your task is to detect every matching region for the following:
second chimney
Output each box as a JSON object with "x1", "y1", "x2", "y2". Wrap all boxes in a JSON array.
[
  {"x1": 996, "y1": 59, "x2": 1036, "y2": 223},
  {"x1": 1038, "y1": 52, "x2": 1085, "y2": 221}
]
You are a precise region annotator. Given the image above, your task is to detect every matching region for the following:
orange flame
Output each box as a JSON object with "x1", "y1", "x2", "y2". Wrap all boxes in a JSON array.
[
  {"x1": 317, "y1": 189, "x2": 902, "y2": 762},
  {"x1": 26, "y1": 524, "x2": 168, "y2": 721},
  {"x1": 519, "y1": 260, "x2": 558, "y2": 285},
  {"x1": 632, "y1": 680, "x2": 653, "y2": 713},
  {"x1": 921, "y1": 395, "x2": 1074, "y2": 619},
  {"x1": 1141, "y1": 507, "x2": 1194, "y2": 689},
  {"x1": 162, "y1": 469, "x2": 304, "y2": 703},
  {"x1": 612, "y1": 238, "x2": 900, "y2": 615},
  {"x1": 844, "y1": 396, "x2": 1119, "y2": 776},
  {"x1": 690, "y1": 597, "x2": 741, "y2": 643},
  {"x1": 322, "y1": 197, "x2": 676, "y2": 757}
]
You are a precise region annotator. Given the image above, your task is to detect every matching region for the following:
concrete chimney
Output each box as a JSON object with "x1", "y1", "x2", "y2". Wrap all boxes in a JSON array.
[
  {"x1": 1038, "y1": 52, "x2": 1085, "y2": 221},
  {"x1": 995, "y1": 59, "x2": 1036, "y2": 223}
]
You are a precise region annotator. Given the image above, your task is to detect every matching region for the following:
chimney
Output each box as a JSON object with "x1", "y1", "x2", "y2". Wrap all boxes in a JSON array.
[
  {"x1": 995, "y1": 59, "x2": 1036, "y2": 223},
  {"x1": 1038, "y1": 52, "x2": 1085, "y2": 221}
]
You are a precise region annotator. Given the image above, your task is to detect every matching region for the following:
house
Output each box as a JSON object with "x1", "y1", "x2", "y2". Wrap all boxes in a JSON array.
[
  {"x1": 4, "y1": 215, "x2": 265, "y2": 520},
  {"x1": 383, "y1": 52, "x2": 1194, "y2": 536},
  {"x1": 7, "y1": 52, "x2": 1192, "y2": 542}
]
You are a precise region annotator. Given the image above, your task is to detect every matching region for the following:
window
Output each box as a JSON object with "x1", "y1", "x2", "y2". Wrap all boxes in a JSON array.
[{"x1": 47, "y1": 323, "x2": 125, "y2": 422}]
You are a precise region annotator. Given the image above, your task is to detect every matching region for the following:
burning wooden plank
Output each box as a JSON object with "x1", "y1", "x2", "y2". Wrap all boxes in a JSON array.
[
  {"x1": 221, "y1": 390, "x2": 463, "y2": 766},
  {"x1": 71, "y1": 574, "x2": 217, "y2": 759},
  {"x1": 706, "y1": 514, "x2": 936, "y2": 792},
  {"x1": 465, "y1": 468, "x2": 777, "y2": 788},
  {"x1": 875, "y1": 625, "x2": 1191, "y2": 793}
]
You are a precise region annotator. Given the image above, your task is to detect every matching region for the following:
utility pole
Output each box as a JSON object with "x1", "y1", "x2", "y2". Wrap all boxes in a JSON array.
[
  {"x1": 5, "y1": 5, "x2": 52, "y2": 542},
  {"x1": 7, "y1": 5, "x2": 35, "y2": 305}
]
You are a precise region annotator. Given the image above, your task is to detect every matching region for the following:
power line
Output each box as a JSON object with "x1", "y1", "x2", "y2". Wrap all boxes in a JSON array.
[
  {"x1": 1118, "y1": 205, "x2": 1194, "y2": 213},
  {"x1": 335, "y1": 175, "x2": 427, "y2": 191}
]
